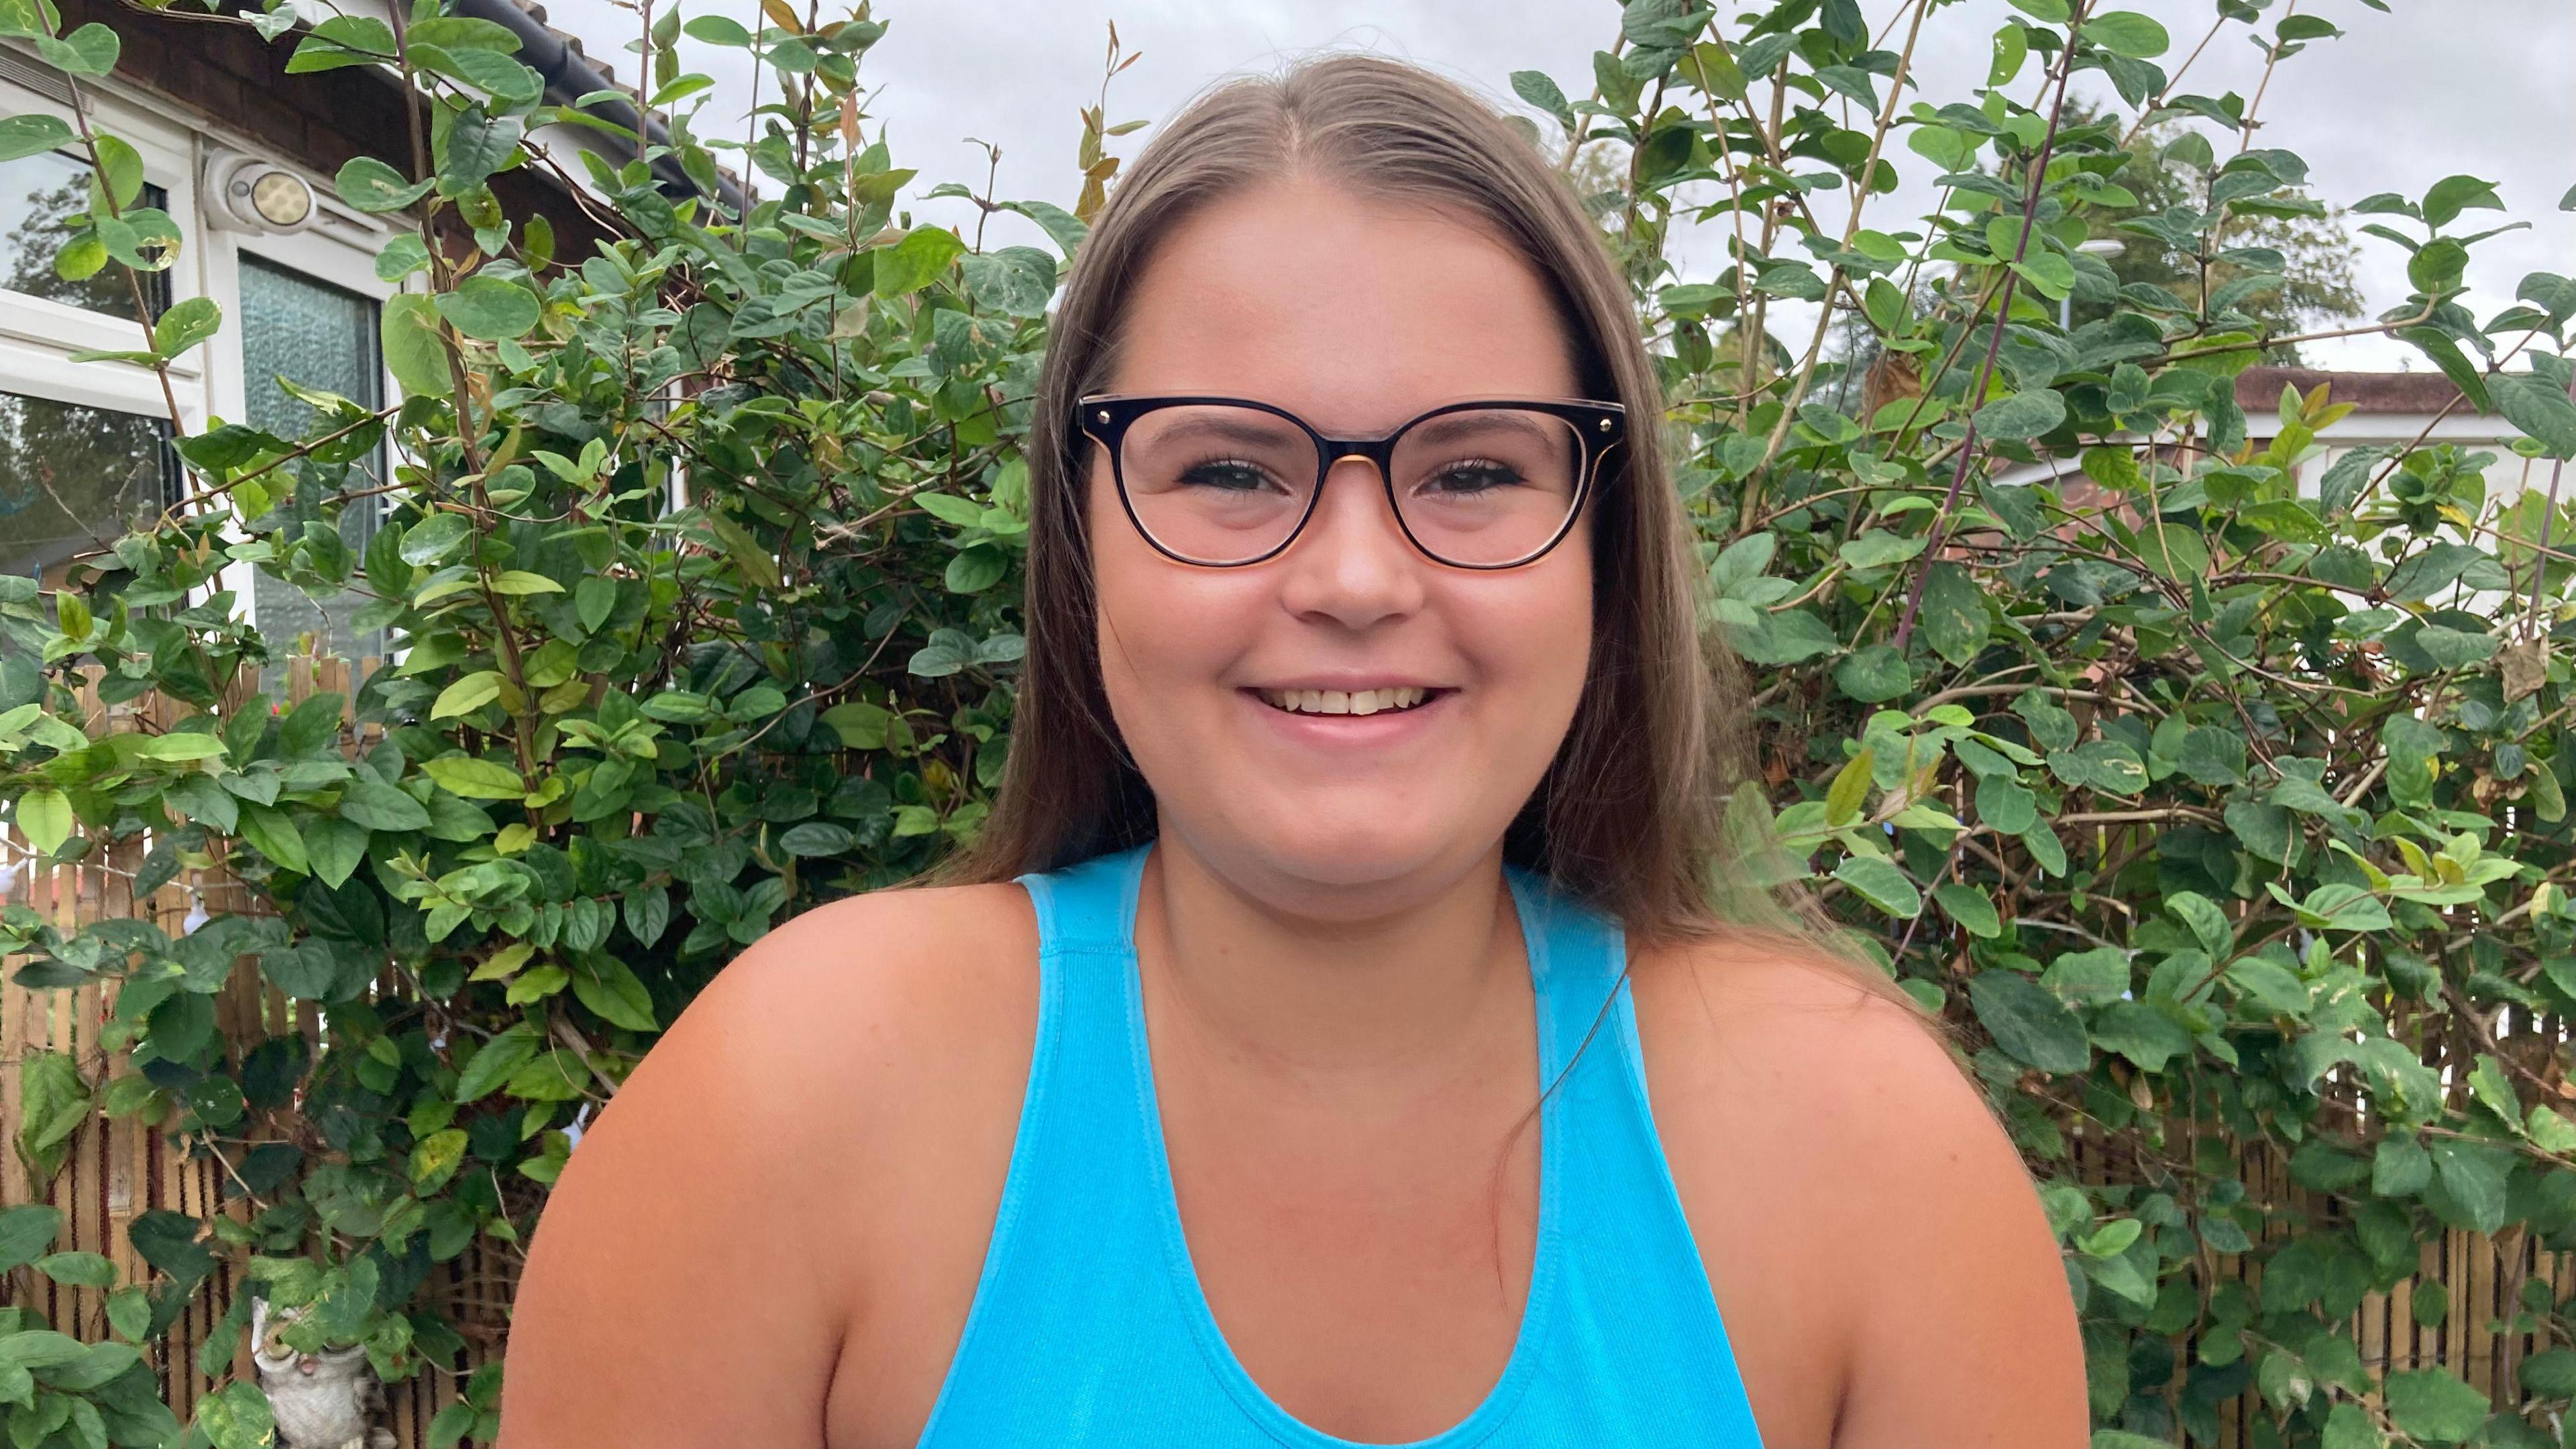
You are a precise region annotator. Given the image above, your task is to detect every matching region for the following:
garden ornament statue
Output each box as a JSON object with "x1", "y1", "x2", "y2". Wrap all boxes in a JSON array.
[{"x1": 250, "y1": 1297, "x2": 395, "y2": 1449}]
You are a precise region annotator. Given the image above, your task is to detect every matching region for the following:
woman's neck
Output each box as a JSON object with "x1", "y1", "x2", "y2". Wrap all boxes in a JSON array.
[{"x1": 1133, "y1": 833, "x2": 1529, "y2": 1078}]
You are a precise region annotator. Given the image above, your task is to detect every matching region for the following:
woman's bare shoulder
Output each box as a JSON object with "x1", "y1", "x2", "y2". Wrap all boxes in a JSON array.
[
  {"x1": 1625, "y1": 929, "x2": 2086, "y2": 1445},
  {"x1": 616, "y1": 879, "x2": 1040, "y2": 1148},
  {"x1": 498, "y1": 880, "x2": 1038, "y2": 1448}
]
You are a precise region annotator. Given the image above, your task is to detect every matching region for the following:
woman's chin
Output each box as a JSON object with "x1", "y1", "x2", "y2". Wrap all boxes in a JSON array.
[{"x1": 1193, "y1": 808, "x2": 1480, "y2": 900}]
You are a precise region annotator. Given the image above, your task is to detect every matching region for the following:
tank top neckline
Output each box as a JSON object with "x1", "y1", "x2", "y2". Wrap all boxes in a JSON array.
[{"x1": 1085, "y1": 840, "x2": 1573, "y2": 1449}]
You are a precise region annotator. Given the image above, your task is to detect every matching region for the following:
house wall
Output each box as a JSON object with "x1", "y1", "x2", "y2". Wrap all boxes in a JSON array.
[{"x1": 51, "y1": 0, "x2": 616, "y2": 262}]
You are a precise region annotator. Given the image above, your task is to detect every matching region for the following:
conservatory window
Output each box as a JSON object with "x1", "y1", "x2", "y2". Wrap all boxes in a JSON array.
[
  {"x1": 0, "y1": 148, "x2": 168, "y2": 323},
  {"x1": 0, "y1": 390, "x2": 176, "y2": 587}
]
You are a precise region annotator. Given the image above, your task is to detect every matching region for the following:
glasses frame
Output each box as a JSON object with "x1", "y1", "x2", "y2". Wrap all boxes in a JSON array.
[{"x1": 1075, "y1": 393, "x2": 1627, "y2": 570}]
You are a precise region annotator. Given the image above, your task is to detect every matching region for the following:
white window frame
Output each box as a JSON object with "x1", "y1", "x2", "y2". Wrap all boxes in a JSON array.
[
  {"x1": 0, "y1": 49, "x2": 405, "y2": 639},
  {"x1": 0, "y1": 56, "x2": 205, "y2": 425}
]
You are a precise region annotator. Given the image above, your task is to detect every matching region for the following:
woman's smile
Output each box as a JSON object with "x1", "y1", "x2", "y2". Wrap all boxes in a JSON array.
[
  {"x1": 1250, "y1": 684, "x2": 1442, "y2": 715},
  {"x1": 1238, "y1": 682, "x2": 1457, "y2": 748}
]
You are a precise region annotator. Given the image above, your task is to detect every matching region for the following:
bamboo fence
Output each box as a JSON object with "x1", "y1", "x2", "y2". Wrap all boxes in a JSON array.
[{"x1": 0, "y1": 658, "x2": 504, "y2": 1446}]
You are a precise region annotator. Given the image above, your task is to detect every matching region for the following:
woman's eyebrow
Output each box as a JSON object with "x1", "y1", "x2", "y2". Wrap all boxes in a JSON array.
[
  {"x1": 1401, "y1": 411, "x2": 1561, "y2": 448},
  {"x1": 1144, "y1": 413, "x2": 1305, "y2": 445}
]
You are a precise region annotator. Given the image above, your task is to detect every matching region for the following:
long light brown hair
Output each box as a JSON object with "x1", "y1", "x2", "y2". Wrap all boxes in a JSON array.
[{"x1": 934, "y1": 53, "x2": 1792, "y2": 953}]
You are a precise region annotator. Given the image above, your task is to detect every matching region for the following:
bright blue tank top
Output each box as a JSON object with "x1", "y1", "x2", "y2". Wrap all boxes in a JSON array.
[{"x1": 915, "y1": 842, "x2": 1767, "y2": 1447}]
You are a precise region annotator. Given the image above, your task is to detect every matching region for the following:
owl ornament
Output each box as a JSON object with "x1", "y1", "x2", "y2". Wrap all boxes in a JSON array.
[{"x1": 250, "y1": 1296, "x2": 397, "y2": 1449}]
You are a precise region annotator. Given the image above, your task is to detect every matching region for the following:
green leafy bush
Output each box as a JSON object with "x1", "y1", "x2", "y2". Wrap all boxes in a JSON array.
[{"x1": 4, "y1": 0, "x2": 2576, "y2": 1445}]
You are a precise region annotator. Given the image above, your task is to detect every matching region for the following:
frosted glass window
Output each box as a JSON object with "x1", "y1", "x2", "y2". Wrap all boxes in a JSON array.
[
  {"x1": 0, "y1": 149, "x2": 168, "y2": 323},
  {"x1": 0, "y1": 392, "x2": 172, "y2": 587},
  {"x1": 239, "y1": 254, "x2": 384, "y2": 669}
]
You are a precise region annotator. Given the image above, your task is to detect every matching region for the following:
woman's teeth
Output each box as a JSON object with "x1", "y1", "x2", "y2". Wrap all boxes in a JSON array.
[{"x1": 1258, "y1": 686, "x2": 1431, "y2": 716}]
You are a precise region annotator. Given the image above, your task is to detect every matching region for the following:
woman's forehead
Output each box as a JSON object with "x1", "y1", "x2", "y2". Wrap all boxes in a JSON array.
[{"x1": 1107, "y1": 176, "x2": 1582, "y2": 428}]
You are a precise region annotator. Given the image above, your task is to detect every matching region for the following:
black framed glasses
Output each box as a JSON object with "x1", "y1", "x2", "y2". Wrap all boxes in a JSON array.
[{"x1": 1075, "y1": 394, "x2": 1625, "y2": 570}]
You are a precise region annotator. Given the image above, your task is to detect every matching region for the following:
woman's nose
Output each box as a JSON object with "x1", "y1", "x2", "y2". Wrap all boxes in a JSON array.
[{"x1": 1273, "y1": 456, "x2": 1427, "y2": 628}]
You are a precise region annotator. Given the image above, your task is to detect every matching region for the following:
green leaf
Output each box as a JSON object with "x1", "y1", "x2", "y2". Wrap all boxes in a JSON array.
[
  {"x1": 197, "y1": 1379, "x2": 277, "y2": 1449},
  {"x1": 1970, "y1": 970, "x2": 2091, "y2": 1073},
  {"x1": 1725, "y1": 608, "x2": 1839, "y2": 665},
  {"x1": 401, "y1": 513, "x2": 472, "y2": 566},
  {"x1": 2164, "y1": 892, "x2": 2234, "y2": 957},
  {"x1": 706, "y1": 513, "x2": 781, "y2": 591},
  {"x1": 908, "y1": 628, "x2": 977, "y2": 679},
  {"x1": 146, "y1": 295, "x2": 221, "y2": 362},
  {"x1": 682, "y1": 13, "x2": 751, "y2": 44},
  {"x1": 0, "y1": 1205, "x2": 62, "y2": 1273},
  {"x1": 335, "y1": 156, "x2": 433, "y2": 213},
  {"x1": 2521, "y1": 1348, "x2": 2576, "y2": 1401},
  {"x1": 17, "y1": 787, "x2": 70, "y2": 855},
  {"x1": 382, "y1": 292, "x2": 451, "y2": 398},
  {"x1": 945, "y1": 543, "x2": 1008, "y2": 594},
  {"x1": 432, "y1": 669, "x2": 504, "y2": 719},
  {"x1": 1833, "y1": 855, "x2": 1921, "y2": 918},
  {"x1": 237, "y1": 803, "x2": 308, "y2": 874},
  {"x1": 1972, "y1": 389, "x2": 2068, "y2": 442},
  {"x1": 2420, "y1": 174, "x2": 2502, "y2": 230},
  {"x1": 2430, "y1": 1141, "x2": 2509, "y2": 1234},
  {"x1": 453, "y1": 1026, "x2": 539, "y2": 1104},
  {"x1": 2496, "y1": 372, "x2": 2576, "y2": 459},
  {"x1": 436, "y1": 274, "x2": 541, "y2": 340},
  {"x1": 873, "y1": 226, "x2": 966, "y2": 297},
  {"x1": 422, "y1": 755, "x2": 526, "y2": 800},
  {"x1": 411, "y1": 1127, "x2": 468, "y2": 1191},
  {"x1": 2082, "y1": 11, "x2": 2169, "y2": 56},
  {"x1": 1915, "y1": 563, "x2": 1990, "y2": 665},
  {"x1": 35, "y1": 21, "x2": 118, "y2": 74},
  {"x1": 288, "y1": 15, "x2": 396, "y2": 69},
  {"x1": 1509, "y1": 69, "x2": 1574, "y2": 127},
  {"x1": 1975, "y1": 775, "x2": 2037, "y2": 835},
  {"x1": 2090, "y1": 1000, "x2": 2194, "y2": 1072},
  {"x1": 572, "y1": 957, "x2": 658, "y2": 1032},
  {"x1": 16, "y1": 1050, "x2": 91, "y2": 1185},
  {"x1": 576, "y1": 576, "x2": 618, "y2": 633},
  {"x1": 2383, "y1": 1368, "x2": 2491, "y2": 1443},
  {"x1": 407, "y1": 15, "x2": 522, "y2": 51},
  {"x1": 2373, "y1": 1135, "x2": 2431, "y2": 1195},
  {"x1": 435, "y1": 87, "x2": 542, "y2": 163},
  {"x1": 34, "y1": 1250, "x2": 114, "y2": 1287},
  {"x1": 0, "y1": 113, "x2": 72, "y2": 162},
  {"x1": 1825, "y1": 747, "x2": 1874, "y2": 826},
  {"x1": 1833, "y1": 644, "x2": 1913, "y2": 702},
  {"x1": 1001, "y1": 199, "x2": 1087, "y2": 257},
  {"x1": 1933, "y1": 882, "x2": 2000, "y2": 937},
  {"x1": 491, "y1": 570, "x2": 565, "y2": 594}
]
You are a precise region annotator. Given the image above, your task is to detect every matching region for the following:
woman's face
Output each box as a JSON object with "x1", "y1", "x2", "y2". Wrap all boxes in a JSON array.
[{"x1": 1088, "y1": 175, "x2": 1596, "y2": 909}]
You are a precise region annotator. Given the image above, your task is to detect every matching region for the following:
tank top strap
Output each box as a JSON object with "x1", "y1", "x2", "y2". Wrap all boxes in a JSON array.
[
  {"x1": 1506, "y1": 865, "x2": 1633, "y2": 1087},
  {"x1": 1016, "y1": 843, "x2": 1153, "y2": 957}
]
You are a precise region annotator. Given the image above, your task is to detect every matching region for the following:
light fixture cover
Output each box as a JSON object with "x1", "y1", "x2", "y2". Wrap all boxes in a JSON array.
[{"x1": 203, "y1": 150, "x2": 319, "y2": 235}]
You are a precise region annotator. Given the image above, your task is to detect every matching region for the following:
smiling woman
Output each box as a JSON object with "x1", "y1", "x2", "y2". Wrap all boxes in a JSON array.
[{"x1": 497, "y1": 52, "x2": 2086, "y2": 1449}]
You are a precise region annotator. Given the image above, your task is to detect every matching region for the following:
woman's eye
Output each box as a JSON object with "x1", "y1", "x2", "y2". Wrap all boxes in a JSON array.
[
  {"x1": 1177, "y1": 460, "x2": 1277, "y2": 492},
  {"x1": 1422, "y1": 460, "x2": 1523, "y2": 495}
]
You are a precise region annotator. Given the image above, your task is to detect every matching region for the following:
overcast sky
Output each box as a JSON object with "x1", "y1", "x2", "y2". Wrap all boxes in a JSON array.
[{"x1": 547, "y1": 0, "x2": 2571, "y2": 372}]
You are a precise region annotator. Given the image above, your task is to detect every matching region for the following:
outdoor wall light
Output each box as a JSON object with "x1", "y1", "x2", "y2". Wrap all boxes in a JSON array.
[{"x1": 203, "y1": 149, "x2": 318, "y2": 235}]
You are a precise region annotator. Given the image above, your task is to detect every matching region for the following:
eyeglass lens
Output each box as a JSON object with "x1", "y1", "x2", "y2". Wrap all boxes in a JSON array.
[{"x1": 1115, "y1": 405, "x2": 1585, "y2": 566}]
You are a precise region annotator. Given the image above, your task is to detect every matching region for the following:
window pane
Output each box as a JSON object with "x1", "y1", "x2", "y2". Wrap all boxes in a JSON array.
[
  {"x1": 239, "y1": 255, "x2": 385, "y2": 671},
  {"x1": 0, "y1": 392, "x2": 172, "y2": 587},
  {"x1": 0, "y1": 149, "x2": 168, "y2": 323}
]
